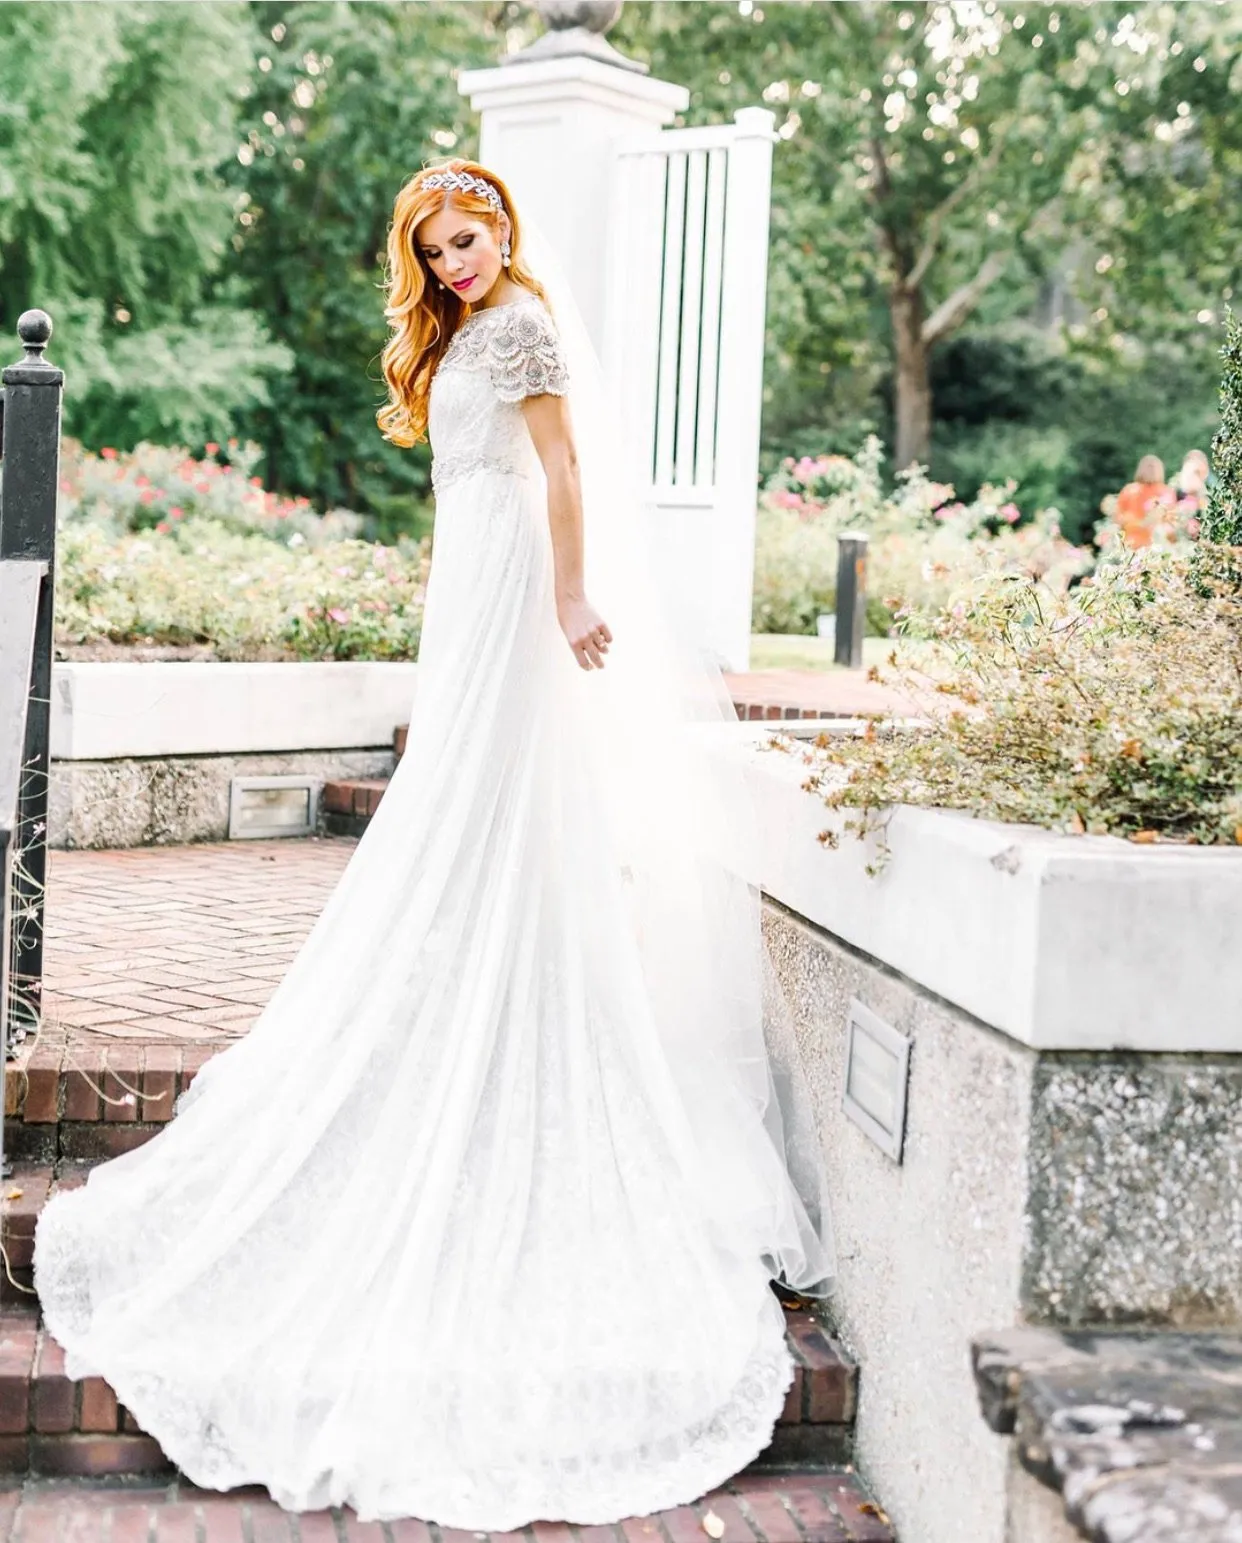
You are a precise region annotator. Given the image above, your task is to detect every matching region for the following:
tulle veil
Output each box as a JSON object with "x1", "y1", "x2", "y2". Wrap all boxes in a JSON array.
[{"x1": 520, "y1": 214, "x2": 835, "y2": 1297}]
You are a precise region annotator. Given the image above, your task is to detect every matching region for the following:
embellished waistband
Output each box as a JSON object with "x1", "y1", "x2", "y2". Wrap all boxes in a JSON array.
[{"x1": 430, "y1": 452, "x2": 529, "y2": 497}]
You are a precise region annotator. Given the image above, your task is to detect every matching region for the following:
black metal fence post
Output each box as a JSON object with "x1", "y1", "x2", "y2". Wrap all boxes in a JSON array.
[
  {"x1": 834, "y1": 531, "x2": 869, "y2": 670},
  {"x1": 0, "y1": 311, "x2": 64, "y2": 1047}
]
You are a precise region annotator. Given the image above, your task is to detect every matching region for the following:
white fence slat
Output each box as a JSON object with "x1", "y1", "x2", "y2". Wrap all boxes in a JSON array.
[
  {"x1": 653, "y1": 152, "x2": 687, "y2": 489},
  {"x1": 674, "y1": 150, "x2": 708, "y2": 487},
  {"x1": 695, "y1": 146, "x2": 727, "y2": 488}
]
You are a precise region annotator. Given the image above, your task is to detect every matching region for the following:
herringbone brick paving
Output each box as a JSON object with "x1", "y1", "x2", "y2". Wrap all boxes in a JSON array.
[
  {"x1": 39, "y1": 840, "x2": 356, "y2": 1047},
  {"x1": 0, "y1": 1474, "x2": 895, "y2": 1542}
]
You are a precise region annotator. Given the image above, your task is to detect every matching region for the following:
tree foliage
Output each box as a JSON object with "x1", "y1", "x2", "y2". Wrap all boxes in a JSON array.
[
  {"x1": 616, "y1": 1, "x2": 1242, "y2": 474},
  {"x1": 224, "y1": 2, "x2": 498, "y2": 538},
  {"x1": 1207, "y1": 309, "x2": 1242, "y2": 546},
  {"x1": 0, "y1": 2, "x2": 291, "y2": 446}
]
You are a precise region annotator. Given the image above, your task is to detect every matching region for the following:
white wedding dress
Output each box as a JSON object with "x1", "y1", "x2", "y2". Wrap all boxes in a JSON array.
[{"x1": 34, "y1": 291, "x2": 832, "y2": 1529}]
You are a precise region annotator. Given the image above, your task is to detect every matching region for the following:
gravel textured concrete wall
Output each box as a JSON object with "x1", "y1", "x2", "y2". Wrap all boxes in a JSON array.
[
  {"x1": 49, "y1": 750, "x2": 393, "y2": 849},
  {"x1": 763, "y1": 900, "x2": 1033, "y2": 1543}
]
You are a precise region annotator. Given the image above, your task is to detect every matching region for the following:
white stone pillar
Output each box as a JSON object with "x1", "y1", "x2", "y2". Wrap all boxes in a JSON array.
[{"x1": 456, "y1": 55, "x2": 688, "y2": 352}]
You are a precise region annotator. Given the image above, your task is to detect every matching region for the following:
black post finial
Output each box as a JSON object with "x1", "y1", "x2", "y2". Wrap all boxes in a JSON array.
[{"x1": 16, "y1": 310, "x2": 53, "y2": 365}]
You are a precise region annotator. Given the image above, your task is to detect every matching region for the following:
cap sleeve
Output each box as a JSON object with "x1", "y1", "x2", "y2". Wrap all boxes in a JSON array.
[{"x1": 487, "y1": 304, "x2": 571, "y2": 403}]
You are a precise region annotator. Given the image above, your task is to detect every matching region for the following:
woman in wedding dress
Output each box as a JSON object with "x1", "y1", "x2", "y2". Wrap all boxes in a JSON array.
[{"x1": 33, "y1": 159, "x2": 833, "y2": 1529}]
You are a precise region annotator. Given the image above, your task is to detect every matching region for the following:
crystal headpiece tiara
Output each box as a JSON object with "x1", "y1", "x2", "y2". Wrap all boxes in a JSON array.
[{"x1": 421, "y1": 169, "x2": 503, "y2": 212}]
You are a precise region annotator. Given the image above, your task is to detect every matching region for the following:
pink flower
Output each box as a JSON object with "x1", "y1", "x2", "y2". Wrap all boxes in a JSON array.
[
  {"x1": 136, "y1": 474, "x2": 150, "y2": 488},
  {"x1": 1187, "y1": 516, "x2": 1202, "y2": 539},
  {"x1": 205, "y1": 442, "x2": 220, "y2": 455},
  {"x1": 139, "y1": 490, "x2": 156, "y2": 505},
  {"x1": 1000, "y1": 502, "x2": 1021, "y2": 524},
  {"x1": 100, "y1": 447, "x2": 118, "y2": 460},
  {"x1": 155, "y1": 521, "x2": 171, "y2": 534},
  {"x1": 169, "y1": 506, "x2": 184, "y2": 519},
  {"x1": 59, "y1": 479, "x2": 72, "y2": 493},
  {"x1": 227, "y1": 437, "x2": 239, "y2": 449},
  {"x1": 327, "y1": 607, "x2": 350, "y2": 625},
  {"x1": 249, "y1": 475, "x2": 263, "y2": 488}
]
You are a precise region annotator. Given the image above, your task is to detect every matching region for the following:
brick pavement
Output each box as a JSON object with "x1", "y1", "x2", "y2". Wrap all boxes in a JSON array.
[
  {"x1": 722, "y1": 671, "x2": 929, "y2": 722},
  {"x1": 39, "y1": 840, "x2": 356, "y2": 1048},
  {"x1": 0, "y1": 1473, "x2": 896, "y2": 1543}
]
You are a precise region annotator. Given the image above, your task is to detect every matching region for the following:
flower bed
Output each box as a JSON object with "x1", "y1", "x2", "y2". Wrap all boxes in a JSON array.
[
  {"x1": 55, "y1": 441, "x2": 429, "y2": 661},
  {"x1": 752, "y1": 438, "x2": 1091, "y2": 636}
]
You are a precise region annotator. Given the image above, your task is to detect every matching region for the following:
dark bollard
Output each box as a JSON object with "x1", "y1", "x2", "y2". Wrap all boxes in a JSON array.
[
  {"x1": 0, "y1": 309, "x2": 64, "y2": 1062},
  {"x1": 834, "y1": 531, "x2": 869, "y2": 670}
]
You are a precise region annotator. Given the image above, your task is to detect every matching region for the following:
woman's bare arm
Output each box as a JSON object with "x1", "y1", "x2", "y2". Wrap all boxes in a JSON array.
[{"x1": 521, "y1": 393, "x2": 613, "y2": 670}]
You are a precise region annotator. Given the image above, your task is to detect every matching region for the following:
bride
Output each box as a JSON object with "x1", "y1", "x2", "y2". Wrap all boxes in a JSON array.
[{"x1": 33, "y1": 158, "x2": 833, "y2": 1529}]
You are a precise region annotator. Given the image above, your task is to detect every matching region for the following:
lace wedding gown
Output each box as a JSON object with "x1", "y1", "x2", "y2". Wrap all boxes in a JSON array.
[{"x1": 33, "y1": 294, "x2": 829, "y2": 1529}]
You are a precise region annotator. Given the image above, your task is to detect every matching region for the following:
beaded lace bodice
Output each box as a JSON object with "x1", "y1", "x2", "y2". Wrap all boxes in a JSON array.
[{"x1": 428, "y1": 295, "x2": 570, "y2": 497}]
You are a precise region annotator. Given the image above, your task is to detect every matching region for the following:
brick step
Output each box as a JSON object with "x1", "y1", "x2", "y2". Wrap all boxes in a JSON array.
[
  {"x1": 321, "y1": 778, "x2": 389, "y2": 838},
  {"x1": 322, "y1": 724, "x2": 406, "y2": 837},
  {"x1": 0, "y1": 1470, "x2": 896, "y2": 1540},
  {"x1": 0, "y1": 1254, "x2": 858, "y2": 1481},
  {"x1": 5, "y1": 1044, "x2": 221, "y2": 1165}
]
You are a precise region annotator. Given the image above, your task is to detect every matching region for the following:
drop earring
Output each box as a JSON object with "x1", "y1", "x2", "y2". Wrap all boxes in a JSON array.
[{"x1": 500, "y1": 239, "x2": 511, "y2": 269}]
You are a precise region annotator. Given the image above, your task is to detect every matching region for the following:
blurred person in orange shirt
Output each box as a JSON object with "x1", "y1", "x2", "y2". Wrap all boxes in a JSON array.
[{"x1": 1112, "y1": 455, "x2": 1177, "y2": 548}]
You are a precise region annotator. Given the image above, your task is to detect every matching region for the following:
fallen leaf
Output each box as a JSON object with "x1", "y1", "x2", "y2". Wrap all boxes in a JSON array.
[
  {"x1": 702, "y1": 1509, "x2": 725, "y2": 1539},
  {"x1": 859, "y1": 1501, "x2": 891, "y2": 1522},
  {"x1": 1129, "y1": 830, "x2": 1159, "y2": 844},
  {"x1": 5, "y1": 1190, "x2": 21, "y2": 1201}
]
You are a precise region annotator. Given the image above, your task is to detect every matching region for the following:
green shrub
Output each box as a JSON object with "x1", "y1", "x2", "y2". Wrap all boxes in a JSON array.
[
  {"x1": 796, "y1": 546, "x2": 1242, "y2": 851},
  {"x1": 55, "y1": 442, "x2": 429, "y2": 661},
  {"x1": 1206, "y1": 310, "x2": 1242, "y2": 547}
]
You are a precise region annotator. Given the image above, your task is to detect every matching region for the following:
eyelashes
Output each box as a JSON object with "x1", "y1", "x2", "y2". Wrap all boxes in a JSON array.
[{"x1": 422, "y1": 236, "x2": 475, "y2": 260}]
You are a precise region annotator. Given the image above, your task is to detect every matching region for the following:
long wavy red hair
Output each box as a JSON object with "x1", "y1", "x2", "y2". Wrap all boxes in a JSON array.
[{"x1": 377, "y1": 159, "x2": 550, "y2": 448}]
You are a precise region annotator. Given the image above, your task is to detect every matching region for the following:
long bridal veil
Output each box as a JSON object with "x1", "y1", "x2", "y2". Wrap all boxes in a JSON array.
[{"x1": 520, "y1": 214, "x2": 834, "y2": 1297}]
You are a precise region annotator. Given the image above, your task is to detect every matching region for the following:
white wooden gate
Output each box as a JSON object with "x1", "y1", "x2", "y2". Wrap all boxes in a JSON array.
[{"x1": 602, "y1": 107, "x2": 776, "y2": 672}]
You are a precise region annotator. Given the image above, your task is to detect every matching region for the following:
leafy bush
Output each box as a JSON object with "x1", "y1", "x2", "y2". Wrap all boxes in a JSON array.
[
  {"x1": 56, "y1": 442, "x2": 428, "y2": 661},
  {"x1": 796, "y1": 546, "x2": 1242, "y2": 850},
  {"x1": 1206, "y1": 310, "x2": 1242, "y2": 546},
  {"x1": 752, "y1": 438, "x2": 1091, "y2": 637}
]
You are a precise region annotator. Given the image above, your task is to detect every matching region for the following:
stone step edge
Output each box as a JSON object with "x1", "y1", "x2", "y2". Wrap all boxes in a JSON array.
[
  {"x1": 0, "y1": 1469, "x2": 897, "y2": 1539},
  {"x1": 0, "y1": 1295, "x2": 855, "y2": 1478}
]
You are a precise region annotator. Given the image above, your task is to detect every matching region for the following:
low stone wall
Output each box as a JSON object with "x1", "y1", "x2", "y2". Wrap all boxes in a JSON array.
[
  {"x1": 746, "y1": 738, "x2": 1242, "y2": 1543},
  {"x1": 44, "y1": 660, "x2": 418, "y2": 849},
  {"x1": 764, "y1": 901, "x2": 1242, "y2": 1543},
  {"x1": 762, "y1": 902, "x2": 1030, "y2": 1543},
  {"x1": 49, "y1": 749, "x2": 393, "y2": 849}
]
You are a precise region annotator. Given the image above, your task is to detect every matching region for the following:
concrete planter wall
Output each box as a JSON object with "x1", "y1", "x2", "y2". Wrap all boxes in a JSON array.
[
  {"x1": 49, "y1": 662, "x2": 419, "y2": 848},
  {"x1": 744, "y1": 744, "x2": 1242, "y2": 1543},
  {"x1": 51, "y1": 661, "x2": 419, "y2": 760}
]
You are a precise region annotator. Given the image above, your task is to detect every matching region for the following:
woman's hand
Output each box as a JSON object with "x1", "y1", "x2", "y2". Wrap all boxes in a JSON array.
[{"x1": 558, "y1": 594, "x2": 613, "y2": 670}]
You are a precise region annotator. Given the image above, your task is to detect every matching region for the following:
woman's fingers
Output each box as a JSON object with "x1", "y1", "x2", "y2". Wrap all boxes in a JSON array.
[{"x1": 575, "y1": 633, "x2": 606, "y2": 669}]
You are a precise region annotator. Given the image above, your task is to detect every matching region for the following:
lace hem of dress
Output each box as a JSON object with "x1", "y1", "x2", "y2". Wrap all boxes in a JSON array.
[
  {"x1": 34, "y1": 1183, "x2": 793, "y2": 1530},
  {"x1": 431, "y1": 452, "x2": 529, "y2": 497}
]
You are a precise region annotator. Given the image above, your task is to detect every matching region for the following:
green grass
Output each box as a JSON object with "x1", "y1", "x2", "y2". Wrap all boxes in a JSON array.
[{"x1": 747, "y1": 634, "x2": 898, "y2": 673}]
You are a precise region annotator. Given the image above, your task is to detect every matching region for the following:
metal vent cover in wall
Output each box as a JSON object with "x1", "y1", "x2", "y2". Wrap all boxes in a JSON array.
[
  {"x1": 842, "y1": 998, "x2": 912, "y2": 1164},
  {"x1": 228, "y1": 776, "x2": 320, "y2": 840}
]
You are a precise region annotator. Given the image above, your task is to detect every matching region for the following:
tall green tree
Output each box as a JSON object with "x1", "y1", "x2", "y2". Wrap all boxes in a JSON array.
[
  {"x1": 615, "y1": 1, "x2": 1242, "y2": 470},
  {"x1": 225, "y1": 1, "x2": 500, "y2": 537},
  {"x1": 0, "y1": 1, "x2": 290, "y2": 447}
]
